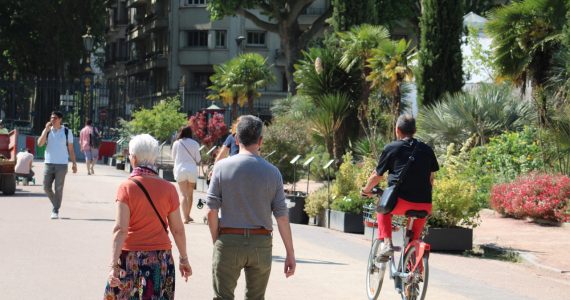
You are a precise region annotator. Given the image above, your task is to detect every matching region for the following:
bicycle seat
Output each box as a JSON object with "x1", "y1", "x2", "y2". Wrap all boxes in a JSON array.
[{"x1": 405, "y1": 210, "x2": 428, "y2": 218}]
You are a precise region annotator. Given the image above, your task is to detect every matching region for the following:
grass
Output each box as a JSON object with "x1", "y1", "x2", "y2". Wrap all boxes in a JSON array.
[{"x1": 463, "y1": 244, "x2": 521, "y2": 263}]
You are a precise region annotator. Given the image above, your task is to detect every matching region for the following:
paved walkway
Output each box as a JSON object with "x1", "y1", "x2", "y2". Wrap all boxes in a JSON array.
[{"x1": 0, "y1": 162, "x2": 568, "y2": 299}]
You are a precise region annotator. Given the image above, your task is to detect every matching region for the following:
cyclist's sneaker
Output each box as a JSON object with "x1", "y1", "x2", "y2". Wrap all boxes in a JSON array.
[{"x1": 377, "y1": 242, "x2": 394, "y2": 261}]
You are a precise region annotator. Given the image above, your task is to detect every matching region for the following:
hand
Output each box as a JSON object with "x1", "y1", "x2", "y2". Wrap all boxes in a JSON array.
[
  {"x1": 45, "y1": 122, "x2": 52, "y2": 130},
  {"x1": 179, "y1": 262, "x2": 192, "y2": 282},
  {"x1": 360, "y1": 189, "x2": 373, "y2": 198},
  {"x1": 283, "y1": 254, "x2": 296, "y2": 278},
  {"x1": 72, "y1": 163, "x2": 77, "y2": 173},
  {"x1": 107, "y1": 267, "x2": 121, "y2": 287}
]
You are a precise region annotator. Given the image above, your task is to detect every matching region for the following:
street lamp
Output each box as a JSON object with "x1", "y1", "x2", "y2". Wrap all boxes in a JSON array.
[
  {"x1": 82, "y1": 27, "x2": 94, "y2": 125},
  {"x1": 235, "y1": 35, "x2": 246, "y2": 54}
]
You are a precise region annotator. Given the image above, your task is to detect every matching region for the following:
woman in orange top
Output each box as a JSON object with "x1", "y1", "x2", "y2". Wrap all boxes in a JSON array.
[{"x1": 104, "y1": 134, "x2": 192, "y2": 299}]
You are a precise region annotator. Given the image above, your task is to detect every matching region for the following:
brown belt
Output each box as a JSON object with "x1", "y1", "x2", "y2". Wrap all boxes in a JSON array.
[{"x1": 219, "y1": 227, "x2": 272, "y2": 235}]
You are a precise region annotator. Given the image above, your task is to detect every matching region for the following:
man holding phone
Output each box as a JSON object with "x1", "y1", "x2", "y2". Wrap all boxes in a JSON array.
[{"x1": 37, "y1": 111, "x2": 77, "y2": 219}]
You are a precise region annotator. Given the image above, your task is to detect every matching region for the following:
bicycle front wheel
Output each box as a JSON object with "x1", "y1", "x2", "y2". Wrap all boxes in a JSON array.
[
  {"x1": 401, "y1": 245, "x2": 429, "y2": 300},
  {"x1": 366, "y1": 239, "x2": 387, "y2": 300}
]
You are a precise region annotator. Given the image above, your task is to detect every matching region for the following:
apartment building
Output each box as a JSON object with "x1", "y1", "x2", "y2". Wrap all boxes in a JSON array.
[{"x1": 104, "y1": 0, "x2": 330, "y2": 123}]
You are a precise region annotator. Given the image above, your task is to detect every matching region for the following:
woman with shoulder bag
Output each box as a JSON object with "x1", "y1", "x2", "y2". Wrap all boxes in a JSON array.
[
  {"x1": 171, "y1": 126, "x2": 201, "y2": 223},
  {"x1": 104, "y1": 134, "x2": 192, "y2": 299}
]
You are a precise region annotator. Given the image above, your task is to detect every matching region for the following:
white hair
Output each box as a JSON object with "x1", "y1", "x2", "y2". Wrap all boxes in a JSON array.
[{"x1": 128, "y1": 134, "x2": 159, "y2": 165}]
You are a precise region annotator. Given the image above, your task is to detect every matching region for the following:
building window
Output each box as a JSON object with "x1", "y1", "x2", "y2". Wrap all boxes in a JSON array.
[
  {"x1": 187, "y1": 30, "x2": 208, "y2": 47},
  {"x1": 246, "y1": 31, "x2": 266, "y2": 47},
  {"x1": 191, "y1": 72, "x2": 212, "y2": 90},
  {"x1": 185, "y1": 0, "x2": 207, "y2": 6},
  {"x1": 215, "y1": 30, "x2": 226, "y2": 48}
]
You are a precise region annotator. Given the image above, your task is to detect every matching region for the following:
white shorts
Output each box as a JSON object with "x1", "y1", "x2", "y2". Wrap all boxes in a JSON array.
[{"x1": 175, "y1": 170, "x2": 197, "y2": 183}]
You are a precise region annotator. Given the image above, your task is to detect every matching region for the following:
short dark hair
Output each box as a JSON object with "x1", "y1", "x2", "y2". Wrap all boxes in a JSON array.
[
  {"x1": 396, "y1": 114, "x2": 416, "y2": 136},
  {"x1": 51, "y1": 111, "x2": 63, "y2": 119},
  {"x1": 86, "y1": 119, "x2": 92, "y2": 126},
  {"x1": 236, "y1": 115, "x2": 263, "y2": 147},
  {"x1": 176, "y1": 126, "x2": 193, "y2": 140}
]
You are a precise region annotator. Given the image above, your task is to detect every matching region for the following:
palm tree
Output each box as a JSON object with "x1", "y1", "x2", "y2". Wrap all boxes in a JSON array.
[
  {"x1": 207, "y1": 60, "x2": 246, "y2": 121},
  {"x1": 338, "y1": 24, "x2": 390, "y2": 112},
  {"x1": 366, "y1": 39, "x2": 415, "y2": 136},
  {"x1": 486, "y1": 0, "x2": 567, "y2": 126},
  {"x1": 417, "y1": 84, "x2": 534, "y2": 148},
  {"x1": 231, "y1": 53, "x2": 276, "y2": 114},
  {"x1": 310, "y1": 93, "x2": 352, "y2": 161}
]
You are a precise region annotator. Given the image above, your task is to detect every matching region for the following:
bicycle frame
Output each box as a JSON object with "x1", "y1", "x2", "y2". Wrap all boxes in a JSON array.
[{"x1": 387, "y1": 217, "x2": 430, "y2": 289}]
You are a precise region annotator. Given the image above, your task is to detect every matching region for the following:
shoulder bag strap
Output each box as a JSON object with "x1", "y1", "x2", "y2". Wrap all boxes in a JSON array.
[
  {"x1": 129, "y1": 178, "x2": 168, "y2": 233},
  {"x1": 179, "y1": 140, "x2": 198, "y2": 165},
  {"x1": 394, "y1": 140, "x2": 420, "y2": 187}
]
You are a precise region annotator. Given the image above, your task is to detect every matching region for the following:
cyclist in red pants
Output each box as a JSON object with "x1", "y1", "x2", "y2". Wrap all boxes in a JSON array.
[{"x1": 361, "y1": 114, "x2": 439, "y2": 259}]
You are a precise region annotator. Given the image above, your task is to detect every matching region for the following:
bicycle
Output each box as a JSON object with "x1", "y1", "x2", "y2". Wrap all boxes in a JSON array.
[{"x1": 364, "y1": 188, "x2": 430, "y2": 300}]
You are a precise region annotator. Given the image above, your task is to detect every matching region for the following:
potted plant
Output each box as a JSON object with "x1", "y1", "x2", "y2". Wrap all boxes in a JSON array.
[
  {"x1": 304, "y1": 187, "x2": 330, "y2": 227},
  {"x1": 328, "y1": 191, "x2": 372, "y2": 233}
]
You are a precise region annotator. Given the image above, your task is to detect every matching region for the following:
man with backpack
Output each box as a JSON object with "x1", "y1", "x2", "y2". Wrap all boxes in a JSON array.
[
  {"x1": 79, "y1": 119, "x2": 101, "y2": 175},
  {"x1": 37, "y1": 111, "x2": 77, "y2": 219}
]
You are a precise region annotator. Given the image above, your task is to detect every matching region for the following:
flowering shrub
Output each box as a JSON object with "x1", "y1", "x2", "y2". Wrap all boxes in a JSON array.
[
  {"x1": 490, "y1": 173, "x2": 570, "y2": 223},
  {"x1": 430, "y1": 175, "x2": 480, "y2": 228},
  {"x1": 188, "y1": 112, "x2": 227, "y2": 147},
  {"x1": 330, "y1": 191, "x2": 373, "y2": 214}
]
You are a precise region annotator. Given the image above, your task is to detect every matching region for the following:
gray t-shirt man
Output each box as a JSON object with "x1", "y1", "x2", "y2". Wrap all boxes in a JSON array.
[{"x1": 206, "y1": 153, "x2": 288, "y2": 230}]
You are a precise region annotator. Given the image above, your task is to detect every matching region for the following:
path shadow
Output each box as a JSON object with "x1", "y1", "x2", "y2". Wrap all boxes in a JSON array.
[
  {"x1": 272, "y1": 255, "x2": 346, "y2": 266},
  {"x1": 60, "y1": 217, "x2": 115, "y2": 222},
  {"x1": 4, "y1": 191, "x2": 47, "y2": 198}
]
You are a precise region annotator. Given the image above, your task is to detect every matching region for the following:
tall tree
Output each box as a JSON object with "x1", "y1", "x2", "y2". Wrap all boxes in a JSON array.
[
  {"x1": 417, "y1": 0, "x2": 464, "y2": 106},
  {"x1": 207, "y1": 1, "x2": 332, "y2": 94},
  {"x1": 330, "y1": 0, "x2": 379, "y2": 31},
  {"x1": 486, "y1": 0, "x2": 567, "y2": 126},
  {"x1": 0, "y1": 0, "x2": 105, "y2": 78},
  {"x1": 231, "y1": 53, "x2": 276, "y2": 114}
]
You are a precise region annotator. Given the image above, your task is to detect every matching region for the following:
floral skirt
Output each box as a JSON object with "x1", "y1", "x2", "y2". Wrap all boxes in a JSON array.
[{"x1": 103, "y1": 250, "x2": 176, "y2": 300}]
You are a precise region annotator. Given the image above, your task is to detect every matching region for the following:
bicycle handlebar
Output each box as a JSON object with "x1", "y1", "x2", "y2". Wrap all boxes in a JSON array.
[{"x1": 361, "y1": 186, "x2": 383, "y2": 197}]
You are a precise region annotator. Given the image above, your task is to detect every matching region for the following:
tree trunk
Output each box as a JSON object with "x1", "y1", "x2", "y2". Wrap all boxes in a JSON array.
[
  {"x1": 231, "y1": 96, "x2": 238, "y2": 121},
  {"x1": 247, "y1": 91, "x2": 255, "y2": 114},
  {"x1": 279, "y1": 22, "x2": 303, "y2": 95}
]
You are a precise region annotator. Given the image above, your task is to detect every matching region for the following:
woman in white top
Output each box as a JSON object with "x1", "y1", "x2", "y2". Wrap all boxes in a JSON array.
[{"x1": 171, "y1": 126, "x2": 201, "y2": 223}]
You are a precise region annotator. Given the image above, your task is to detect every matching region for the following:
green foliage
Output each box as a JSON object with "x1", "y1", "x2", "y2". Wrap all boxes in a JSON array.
[
  {"x1": 430, "y1": 174, "x2": 480, "y2": 228},
  {"x1": 338, "y1": 24, "x2": 390, "y2": 73},
  {"x1": 304, "y1": 187, "x2": 330, "y2": 218},
  {"x1": 464, "y1": 25, "x2": 495, "y2": 82},
  {"x1": 376, "y1": 0, "x2": 420, "y2": 31},
  {"x1": 330, "y1": 152, "x2": 376, "y2": 213},
  {"x1": 126, "y1": 96, "x2": 187, "y2": 142},
  {"x1": 263, "y1": 113, "x2": 312, "y2": 183},
  {"x1": 331, "y1": 0, "x2": 379, "y2": 31},
  {"x1": 207, "y1": 0, "x2": 333, "y2": 92},
  {"x1": 331, "y1": 191, "x2": 373, "y2": 214},
  {"x1": 0, "y1": 0, "x2": 106, "y2": 77},
  {"x1": 417, "y1": 84, "x2": 534, "y2": 149},
  {"x1": 306, "y1": 145, "x2": 333, "y2": 181},
  {"x1": 547, "y1": 103, "x2": 570, "y2": 174},
  {"x1": 418, "y1": 0, "x2": 464, "y2": 106},
  {"x1": 485, "y1": 0, "x2": 567, "y2": 86}
]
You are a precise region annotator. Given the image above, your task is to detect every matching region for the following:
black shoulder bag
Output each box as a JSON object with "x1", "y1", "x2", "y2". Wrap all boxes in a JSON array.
[
  {"x1": 129, "y1": 178, "x2": 168, "y2": 233},
  {"x1": 376, "y1": 140, "x2": 419, "y2": 214}
]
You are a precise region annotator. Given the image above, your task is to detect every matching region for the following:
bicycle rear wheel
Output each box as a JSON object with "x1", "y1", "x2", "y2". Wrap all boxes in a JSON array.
[
  {"x1": 401, "y1": 245, "x2": 429, "y2": 300},
  {"x1": 366, "y1": 239, "x2": 387, "y2": 300}
]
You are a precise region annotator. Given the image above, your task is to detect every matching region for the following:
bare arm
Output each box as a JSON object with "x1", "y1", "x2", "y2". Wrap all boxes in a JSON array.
[
  {"x1": 167, "y1": 208, "x2": 192, "y2": 281},
  {"x1": 207, "y1": 208, "x2": 219, "y2": 243},
  {"x1": 430, "y1": 172, "x2": 435, "y2": 186},
  {"x1": 361, "y1": 171, "x2": 383, "y2": 196},
  {"x1": 67, "y1": 142, "x2": 77, "y2": 173},
  {"x1": 214, "y1": 146, "x2": 229, "y2": 164},
  {"x1": 109, "y1": 202, "x2": 130, "y2": 267},
  {"x1": 37, "y1": 122, "x2": 51, "y2": 147},
  {"x1": 275, "y1": 215, "x2": 296, "y2": 278}
]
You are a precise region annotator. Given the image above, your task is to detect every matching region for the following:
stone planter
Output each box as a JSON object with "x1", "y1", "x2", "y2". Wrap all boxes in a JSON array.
[
  {"x1": 309, "y1": 210, "x2": 327, "y2": 227},
  {"x1": 328, "y1": 209, "x2": 364, "y2": 234},
  {"x1": 423, "y1": 227, "x2": 473, "y2": 251},
  {"x1": 116, "y1": 162, "x2": 125, "y2": 170},
  {"x1": 287, "y1": 194, "x2": 309, "y2": 225},
  {"x1": 108, "y1": 157, "x2": 117, "y2": 167}
]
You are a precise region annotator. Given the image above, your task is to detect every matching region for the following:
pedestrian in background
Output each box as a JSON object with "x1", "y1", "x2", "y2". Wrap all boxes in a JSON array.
[
  {"x1": 15, "y1": 148, "x2": 34, "y2": 185},
  {"x1": 79, "y1": 119, "x2": 100, "y2": 175},
  {"x1": 171, "y1": 126, "x2": 201, "y2": 223},
  {"x1": 206, "y1": 115, "x2": 296, "y2": 299},
  {"x1": 104, "y1": 134, "x2": 191, "y2": 299},
  {"x1": 37, "y1": 111, "x2": 77, "y2": 219}
]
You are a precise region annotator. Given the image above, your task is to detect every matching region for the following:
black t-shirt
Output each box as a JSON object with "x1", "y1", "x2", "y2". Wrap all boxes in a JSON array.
[{"x1": 375, "y1": 138, "x2": 439, "y2": 203}]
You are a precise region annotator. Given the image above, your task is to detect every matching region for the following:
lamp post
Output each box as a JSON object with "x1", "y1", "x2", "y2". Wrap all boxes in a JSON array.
[
  {"x1": 235, "y1": 35, "x2": 246, "y2": 55},
  {"x1": 82, "y1": 28, "x2": 94, "y2": 125}
]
